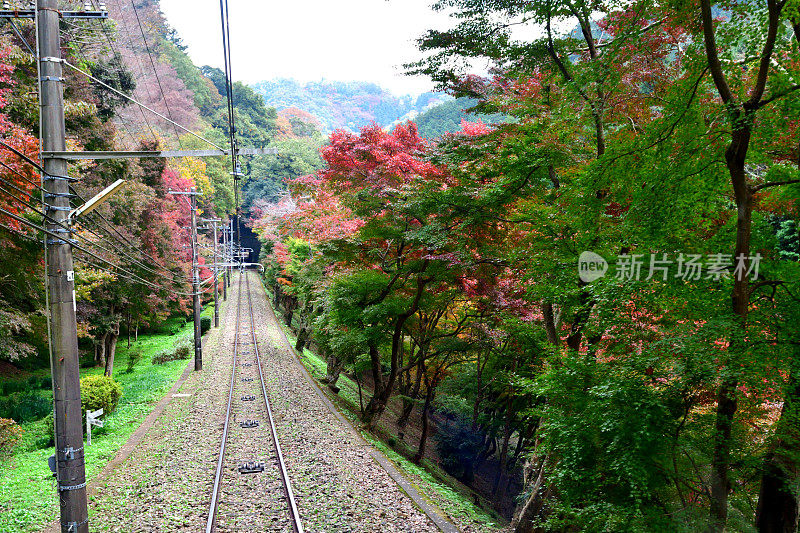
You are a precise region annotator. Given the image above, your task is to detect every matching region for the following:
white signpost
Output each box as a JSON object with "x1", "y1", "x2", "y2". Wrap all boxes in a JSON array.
[{"x1": 86, "y1": 408, "x2": 104, "y2": 446}]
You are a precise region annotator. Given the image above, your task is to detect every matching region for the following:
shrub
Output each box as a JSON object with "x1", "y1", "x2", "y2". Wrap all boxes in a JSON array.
[
  {"x1": 151, "y1": 341, "x2": 192, "y2": 365},
  {"x1": 0, "y1": 418, "x2": 22, "y2": 458},
  {"x1": 174, "y1": 340, "x2": 192, "y2": 360},
  {"x1": 0, "y1": 390, "x2": 51, "y2": 423},
  {"x1": 151, "y1": 350, "x2": 173, "y2": 365},
  {"x1": 43, "y1": 412, "x2": 54, "y2": 446},
  {"x1": 79, "y1": 375, "x2": 122, "y2": 416},
  {"x1": 0, "y1": 379, "x2": 26, "y2": 395},
  {"x1": 153, "y1": 316, "x2": 186, "y2": 335},
  {"x1": 201, "y1": 316, "x2": 211, "y2": 334},
  {"x1": 125, "y1": 347, "x2": 144, "y2": 373},
  {"x1": 434, "y1": 417, "x2": 485, "y2": 484}
]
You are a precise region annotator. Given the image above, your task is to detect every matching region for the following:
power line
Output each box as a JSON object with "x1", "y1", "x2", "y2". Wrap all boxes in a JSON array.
[
  {"x1": 63, "y1": 60, "x2": 226, "y2": 151},
  {"x1": 0, "y1": 142, "x2": 193, "y2": 283},
  {"x1": 0, "y1": 221, "x2": 41, "y2": 244},
  {"x1": 0, "y1": 204, "x2": 199, "y2": 297},
  {"x1": 127, "y1": 0, "x2": 183, "y2": 149}
]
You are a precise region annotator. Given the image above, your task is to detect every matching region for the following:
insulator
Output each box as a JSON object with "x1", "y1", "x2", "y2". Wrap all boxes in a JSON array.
[
  {"x1": 98, "y1": 0, "x2": 106, "y2": 10},
  {"x1": 2, "y1": 1, "x2": 11, "y2": 11},
  {"x1": 83, "y1": 0, "x2": 91, "y2": 10}
]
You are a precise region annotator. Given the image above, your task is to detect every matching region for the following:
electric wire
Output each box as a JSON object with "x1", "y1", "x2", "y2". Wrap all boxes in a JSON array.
[
  {"x1": 127, "y1": 0, "x2": 183, "y2": 149},
  {"x1": 62, "y1": 60, "x2": 226, "y2": 151},
  {"x1": 0, "y1": 204, "x2": 196, "y2": 297},
  {"x1": 0, "y1": 143, "x2": 193, "y2": 282},
  {"x1": 0, "y1": 187, "x2": 187, "y2": 288},
  {"x1": 82, "y1": 0, "x2": 158, "y2": 143},
  {"x1": 218, "y1": 0, "x2": 241, "y2": 248},
  {"x1": 0, "y1": 221, "x2": 41, "y2": 244}
]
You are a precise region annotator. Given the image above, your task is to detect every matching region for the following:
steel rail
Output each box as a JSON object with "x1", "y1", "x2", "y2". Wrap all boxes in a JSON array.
[
  {"x1": 205, "y1": 271, "x2": 242, "y2": 533},
  {"x1": 246, "y1": 271, "x2": 304, "y2": 533},
  {"x1": 205, "y1": 271, "x2": 303, "y2": 532}
]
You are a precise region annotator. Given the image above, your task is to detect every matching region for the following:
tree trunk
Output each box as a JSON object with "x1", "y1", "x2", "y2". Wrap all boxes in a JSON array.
[
  {"x1": 709, "y1": 126, "x2": 752, "y2": 532},
  {"x1": 756, "y1": 367, "x2": 800, "y2": 533},
  {"x1": 398, "y1": 358, "x2": 424, "y2": 429},
  {"x1": 493, "y1": 413, "x2": 513, "y2": 501},
  {"x1": 95, "y1": 333, "x2": 108, "y2": 368},
  {"x1": 104, "y1": 330, "x2": 118, "y2": 377},
  {"x1": 413, "y1": 375, "x2": 435, "y2": 464},
  {"x1": 323, "y1": 352, "x2": 344, "y2": 392},
  {"x1": 355, "y1": 370, "x2": 365, "y2": 415},
  {"x1": 295, "y1": 327, "x2": 310, "y2": 353},
  {"x1": 512, "y1": 453, "x2": 552, "y2": 533}
]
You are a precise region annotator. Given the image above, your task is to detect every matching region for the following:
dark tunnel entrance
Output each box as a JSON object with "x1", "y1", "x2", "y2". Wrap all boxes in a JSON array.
[{"x1": 232, "y1": 215, "x2": 261, "y2": 264}]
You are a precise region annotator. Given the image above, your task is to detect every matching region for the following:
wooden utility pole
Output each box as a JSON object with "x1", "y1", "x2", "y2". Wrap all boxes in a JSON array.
[{"x1": 37, "y1": 1, "x2": 92, "y2": 530}]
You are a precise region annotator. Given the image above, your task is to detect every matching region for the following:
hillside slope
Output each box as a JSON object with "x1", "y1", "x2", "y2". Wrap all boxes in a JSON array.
[{"x1": 250, "y1": 78, "x2": 447, "y2": 132}]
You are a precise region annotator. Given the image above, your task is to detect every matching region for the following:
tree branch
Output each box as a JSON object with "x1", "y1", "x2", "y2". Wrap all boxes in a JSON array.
[
  {"x1": 752, "y1": 178, "x2": 800, "y2": 192},
  {"x1": 699, "y1": 0, "x2": 735, "y2": 104},
  {"x1": 746, "y1": 0, "x2": 783, "y2": 107}
]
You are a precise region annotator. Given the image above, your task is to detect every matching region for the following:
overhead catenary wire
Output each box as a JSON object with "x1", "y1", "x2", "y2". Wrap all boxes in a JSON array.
[{"x1": 218, "y1": 0, "x2": 242, "y2": 248}]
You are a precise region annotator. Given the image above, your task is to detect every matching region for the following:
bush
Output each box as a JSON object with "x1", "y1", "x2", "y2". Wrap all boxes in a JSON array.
[
  {"x1": 174, "y1": 340, "x2": 192, "y2": 360},
  {"x1": 79, "y1": 375, "x2": 122, "y2": 416},
  {"x1": 434, "y1": 417, "x2": 485, "y2": 484},
  {"x1": 0, "y1": 418, "x2": 22, "y2": 458},
  {"x1": 125, "y1": 347, "x2": 144, "y2": 373},
  {"x1": 151, "y1": 350, "x2": 173, "y2": 365},
  {"x1": 0, "y1": 390, "x2": 52, "y2": 423},
  {"x1": 201, "y1": 316, "x2": 211, "y2": 334},
  {"x1": 0, "y1": 379, "x2": 26, "y2": 395},
  {"x1": 151, "y1": 341, "x2": 192, "y2": 365}
]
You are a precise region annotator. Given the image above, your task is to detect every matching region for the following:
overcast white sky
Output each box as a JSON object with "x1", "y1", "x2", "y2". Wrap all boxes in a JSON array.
[{"x1": 159, "y1": 0, "x2": 455, "y2": 96}]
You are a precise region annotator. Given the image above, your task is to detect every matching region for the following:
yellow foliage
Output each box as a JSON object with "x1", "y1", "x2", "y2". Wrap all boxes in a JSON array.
[{"x1": 176, "y1": 157, "x2": 213, "y2": 199}]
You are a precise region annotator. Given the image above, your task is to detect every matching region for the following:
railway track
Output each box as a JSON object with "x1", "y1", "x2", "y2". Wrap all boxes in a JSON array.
[{"x1": 206, "y1": 271, "x2": 303, "y2": 533}]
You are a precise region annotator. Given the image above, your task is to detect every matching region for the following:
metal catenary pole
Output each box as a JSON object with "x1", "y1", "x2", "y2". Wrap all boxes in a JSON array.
[
  {"x1": 38, "y1": 1, "x2": 88, "y2": 530},
  {"x1": 222, "y1": 218, "x2": 228, "y2": 301},
  {"x1": 190, "y1": 190, "x2": 202, "y2": 370},
  {"x1": 213, "y1": 221, "x2": 219, "y2": 326},
  {"x1": 202, "y1": 218, "x2": 221, "y2": 327}
]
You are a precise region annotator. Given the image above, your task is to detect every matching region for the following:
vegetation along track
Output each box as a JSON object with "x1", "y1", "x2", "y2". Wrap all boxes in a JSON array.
[{"x1": 206, "y1": 270, "x2": 303, "y2": 532}]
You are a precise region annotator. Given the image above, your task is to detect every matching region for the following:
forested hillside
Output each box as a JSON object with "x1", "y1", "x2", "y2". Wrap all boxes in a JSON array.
[
  {"x1": 413, "y1": 97, "x2": 507, "y2": 138},
  {"x1": 250, "y1": 78, "x2": 447, "y2": 132},
  {"x1": 0, "y1": 0, "x2": 316, "y2": 372}
]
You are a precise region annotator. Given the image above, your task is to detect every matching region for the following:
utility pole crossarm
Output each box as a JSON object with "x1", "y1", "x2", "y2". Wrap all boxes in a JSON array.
[{"x1": 41, "y1": 148, "x2": 278, "y2": 160}]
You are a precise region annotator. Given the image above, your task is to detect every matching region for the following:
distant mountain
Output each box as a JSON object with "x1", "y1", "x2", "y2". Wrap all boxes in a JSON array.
[
  {"x1": 414, "y1": 98, "x2": 508, "y2": 139},
  {"x1": 249, "y1": 79, "x2": 448, "y2": 132}
]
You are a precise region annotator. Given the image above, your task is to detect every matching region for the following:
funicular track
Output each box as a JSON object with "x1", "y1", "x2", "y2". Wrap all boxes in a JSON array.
[{"x1": 206, "y1": 271, "x2": 303, "y2": 532}]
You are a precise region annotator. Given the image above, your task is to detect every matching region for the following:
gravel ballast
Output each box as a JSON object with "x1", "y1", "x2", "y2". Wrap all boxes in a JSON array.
[{"x1": 82, "y1": 273, "x2": 444, "y2": 532}]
